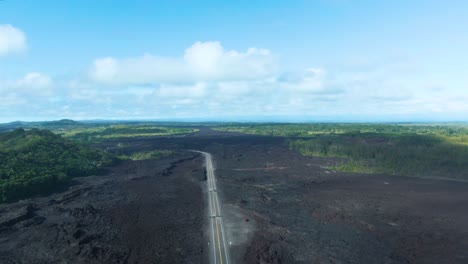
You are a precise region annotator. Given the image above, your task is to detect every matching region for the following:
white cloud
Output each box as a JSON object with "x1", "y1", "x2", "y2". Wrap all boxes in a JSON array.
[
  {"x1": 217, "y1": 81, "x2": 254, "y2": 96},
  {"x1": 69, "y1": 89, "x2": 101, "y2": 102},
  {"x1": 91, "y1": 57, "x2": 119, "y2": 82},
  {"x1": 0, "y1": 73, "x2": 53, "y2": 106},
  {"x1": 281, "y1": 68, "x2": 326, "y2": 92},
  {"x1": 184, "y1": 41, "x2": 224, "y2": 77},
  {"x1": 280, "y1": 68, "x2": 345, "y2": 95},
  {"x1": 0, "y1": 93, "x2": 27, "y2": 106},
  {"x1": 0, "y1": 24, "x2": 27, "y2": 56},
  {"x1": 90, "y1": 41, "x2": 275, "y2": 84},
  {"x1": 156, "y1": 82, "x2": 207, "y2": 98},
  {"x1": 15, "y1": 72, "x2": 53, "y2": 97},
  {"x1": 4, "y1": 41, "x2": 467, "y2": 122},
  {"x1": 17, "y1": 72, "x2": 52, "y2": 88}
]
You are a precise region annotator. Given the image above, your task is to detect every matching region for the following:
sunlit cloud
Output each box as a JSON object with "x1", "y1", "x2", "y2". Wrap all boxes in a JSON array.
[
  {"x1": 0, "y1": 24, "x2": 27, "y2": 56},
  {"x1": 90, "y1": 41, "x2": 276, "y2": 84}
]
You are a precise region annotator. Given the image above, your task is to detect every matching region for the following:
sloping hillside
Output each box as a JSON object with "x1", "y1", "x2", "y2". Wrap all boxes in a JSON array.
[{"x1": 0, "y1": 129, "x2": 114, "y2": 202}]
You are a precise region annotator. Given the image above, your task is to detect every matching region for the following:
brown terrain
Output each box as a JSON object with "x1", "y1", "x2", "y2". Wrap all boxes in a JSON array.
[{"x1": 1, "y1": 128, "x2": 468, "y2": 263}]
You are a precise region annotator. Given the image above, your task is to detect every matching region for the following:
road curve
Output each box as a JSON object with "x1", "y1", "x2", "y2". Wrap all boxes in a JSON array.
[{"x1": 193, "y1": 151, "x2": 230, "y2": 264}]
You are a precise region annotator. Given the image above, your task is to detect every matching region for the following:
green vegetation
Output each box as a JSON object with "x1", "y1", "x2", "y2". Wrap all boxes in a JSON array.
[
  {"x1": 0, "y1": 129, "x2": 115, "y2": 203},
  {"x1": 57, "y1": 124, "x2": 198, "y2": 143},
  {"x1": 216, "y1": 123, "x2": 468, "y2": 179},
  {"x1": 214, "y1": 123, "x2": 468, "y2": 137},
  {"x1": 289, "y1": 133, "x2": 468, "y2": 178},
  {"x1": 0, "y1": 119, "x2": 80, "y2": 132},
  {"x1": 0, "y1": 120, "x2": 199, "y2": 143},
  {"x1": 122, "y1": 149, "x2": 175, "y2": 161}
]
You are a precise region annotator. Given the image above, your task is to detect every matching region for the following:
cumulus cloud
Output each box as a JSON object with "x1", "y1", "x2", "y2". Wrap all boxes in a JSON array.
[
  {"x1": 0, "y1": 73, "x2": 53, "y2": 106},
  {"x1": 0, "y1": 24, "x2": 27, "y2": 56},
  {"x1": 281, "y1": 68, "x2": 326, "y2": 91},
  {"x1": 17, "y1": 72, "x2": 52, "y2": 88},
  {"x1": 156, "y1": 82, "x2": 207, "y2": 98},
  {"x1": 91, "y1": 57, "x2": 119, "y2": 82},
  {"x1": 4, "y1": 39, "x2": 466, "y2": 122},
  {"x1": 90, "y1": 41, "x2": 275, "y2": 84},
  {"x1": 279, "y1": 68, "x2": 345, "y2": 95},
  {"x1": 0, "y1": 60, "x2": 47, "y2": 122}
]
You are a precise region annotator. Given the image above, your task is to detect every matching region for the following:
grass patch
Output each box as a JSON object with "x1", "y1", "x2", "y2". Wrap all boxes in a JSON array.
[
  {"x1": 55, "y1": 124, "x2": 198, "y2": 143},
  {"x1": 124, "y1": 150, "x2": 175, "y2": 161}
]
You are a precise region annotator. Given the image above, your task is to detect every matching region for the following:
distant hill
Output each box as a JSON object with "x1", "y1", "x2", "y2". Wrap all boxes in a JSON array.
[
  {"x1": 0, "y1": 128, "x2": 115, "y2": 203},
  {"x1": 40, "y1": 119, "x2": 80, "y2": 126},
  {"x1": 0, "y1": 119, "x2": 82, "y2": 132},
  {"x1": 0, "y1": 121, "x2": 29, "y2": 131}
]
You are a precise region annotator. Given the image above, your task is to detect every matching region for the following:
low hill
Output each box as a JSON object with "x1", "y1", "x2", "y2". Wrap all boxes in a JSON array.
[
  {"x1": 39, "y1": 119, "x2": 80, "y2": 126},
  {"x1": 0, "y1": 119, "x2": 82, "y2": 132},
  {"x1": 0, "y1": 129, "x2": 115, "y2": 203},
  {"x1": 0, "y1": 121, "x2": 29, "y2": 132}
]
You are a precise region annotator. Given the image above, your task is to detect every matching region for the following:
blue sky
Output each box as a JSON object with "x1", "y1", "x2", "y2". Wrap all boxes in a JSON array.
[{"x1": 0, "y1": 0, "x2": 467, "y2": 122}]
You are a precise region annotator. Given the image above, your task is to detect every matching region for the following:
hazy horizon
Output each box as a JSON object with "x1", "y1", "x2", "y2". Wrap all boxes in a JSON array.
[{"x1": 2, "y1": 115, "x2": 468, "y2": 124}]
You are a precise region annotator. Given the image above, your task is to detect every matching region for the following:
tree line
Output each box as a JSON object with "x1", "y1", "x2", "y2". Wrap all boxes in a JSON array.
[{"x1": 289, "y1": 132, "x2": 468, "y2": 179}]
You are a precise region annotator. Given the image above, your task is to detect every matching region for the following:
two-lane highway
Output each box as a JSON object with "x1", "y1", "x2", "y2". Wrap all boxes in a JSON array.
[{"x1": 195, "y1": 151, "x2": 230, "y2": 264}]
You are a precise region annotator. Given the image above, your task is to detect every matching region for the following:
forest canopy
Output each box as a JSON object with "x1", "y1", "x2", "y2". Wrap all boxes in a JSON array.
[
  {"x1": 0, "y1": 129, "x2": 115, "y2": 203},
  {"x1": 289, "y1": 133, "x2": 468, "y2": 179}
]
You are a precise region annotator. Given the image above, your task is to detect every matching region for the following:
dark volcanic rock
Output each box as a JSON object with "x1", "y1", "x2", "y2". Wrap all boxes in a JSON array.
[
  {"x1": 1, "y1": 129, "x2": 468, "y2": 264},
  {"x1": 0, "y1": 152, "x2": 204, "y2": 264},
  {"x1": 0, "y1": 203, "x2": 36, "y2": 229}
]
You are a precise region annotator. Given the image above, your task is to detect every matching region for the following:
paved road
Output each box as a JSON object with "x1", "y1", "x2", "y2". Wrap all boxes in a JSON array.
[{"x1": 195, "y1": 151, "x2": 230, "y2": 264}]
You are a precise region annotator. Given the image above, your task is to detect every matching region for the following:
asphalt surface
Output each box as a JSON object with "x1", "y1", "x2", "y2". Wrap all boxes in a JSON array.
[{"x1": 197, "y1": 151, "x2": 231, "y2": 264}]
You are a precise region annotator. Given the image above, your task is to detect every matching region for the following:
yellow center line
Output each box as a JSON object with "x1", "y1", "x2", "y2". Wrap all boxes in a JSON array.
[{"x1": 210, "y1": 174, "x2": 224, "y2": 264}]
